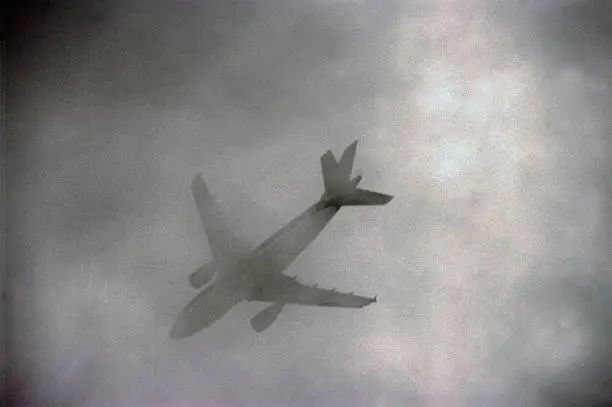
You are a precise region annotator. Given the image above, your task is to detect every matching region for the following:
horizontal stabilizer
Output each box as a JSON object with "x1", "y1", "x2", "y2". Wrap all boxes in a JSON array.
[
  {"x1": 349, "y1": 175, "x2": 362, "y2": 189},
  {"x1": 329, "y1": 188, "x2": 393, "y2": 207}
]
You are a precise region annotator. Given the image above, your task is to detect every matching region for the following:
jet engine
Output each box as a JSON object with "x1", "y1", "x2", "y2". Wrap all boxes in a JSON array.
[
  {"x1": 250, "y1": 302, "x2": 284, "y2": 333},
  {"x1": 189, "y1": 263, "x2": 216, "y2": 289}
]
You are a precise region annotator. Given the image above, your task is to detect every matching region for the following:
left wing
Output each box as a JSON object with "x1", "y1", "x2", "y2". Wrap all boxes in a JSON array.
[
  {"x1": 248, "y1": 274, "x2": 376, "y2": 308},
  {"x1": 191, "y1": 173, "x2": 250, "y2": 266}
]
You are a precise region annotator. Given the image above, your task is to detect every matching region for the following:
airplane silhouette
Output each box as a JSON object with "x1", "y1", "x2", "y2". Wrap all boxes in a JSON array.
[{"x1": 170, "y1": 140, "x2": 393, "y2": 338}]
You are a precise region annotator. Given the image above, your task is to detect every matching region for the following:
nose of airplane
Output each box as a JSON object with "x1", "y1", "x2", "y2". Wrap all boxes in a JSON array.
[
  {"x1": 169, "y1": 283, "x2": 241, "y2": 339},
  {"x1": 169, "y1": 305, "x2": 220, "y2": 339},
  {"x1": 169, "y1": 304, "x2": 212, "y2": 339},
  {"x1": 169, "y1": 318, "x2": 191, "y2": 339}
]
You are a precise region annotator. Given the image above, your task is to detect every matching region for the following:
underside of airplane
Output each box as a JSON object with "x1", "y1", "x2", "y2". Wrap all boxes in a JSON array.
[{"x1": 170, "y1": 140, "x2": 393, "y2": 339}]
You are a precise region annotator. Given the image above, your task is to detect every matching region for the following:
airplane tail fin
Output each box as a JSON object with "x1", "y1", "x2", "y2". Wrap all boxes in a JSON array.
[{"x1": 320, "y1": 140, "x2": 393, "y2": 207}]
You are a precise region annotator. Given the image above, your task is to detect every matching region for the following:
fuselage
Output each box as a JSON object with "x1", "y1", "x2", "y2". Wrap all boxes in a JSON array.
[
  {"x1": 235, "y1": 199, "x2": 338, "y2": 280},
  {"x1": 170, "y1": 198, "x2": 340, "y2": 338}
]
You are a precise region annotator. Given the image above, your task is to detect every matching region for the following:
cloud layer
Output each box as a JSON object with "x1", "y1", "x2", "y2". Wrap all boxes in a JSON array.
[{"x1": 8, "y1": 0, "x2": 612, "y2": 406}]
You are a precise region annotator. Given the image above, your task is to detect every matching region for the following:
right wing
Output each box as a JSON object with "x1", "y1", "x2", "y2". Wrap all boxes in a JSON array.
[
  {"x1": 249, "y1": 274, "x2": 376, "y2": 308},
  {"x1": 191, "y1": 174, "x2": 250, "y2": 265}
]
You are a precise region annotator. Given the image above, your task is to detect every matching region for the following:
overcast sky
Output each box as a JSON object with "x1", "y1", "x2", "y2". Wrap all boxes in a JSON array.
[{"x1": 7, "y1": 0, "x2": 612, "y2": 406}]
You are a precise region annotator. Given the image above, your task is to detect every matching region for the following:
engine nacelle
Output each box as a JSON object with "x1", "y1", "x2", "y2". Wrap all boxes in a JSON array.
[
  {"x1": 250, "y1": 303, "x2": 284, "y2": 333},
  {"x1": 189, "y1": 263, "x2": 216, "y2": 289}
]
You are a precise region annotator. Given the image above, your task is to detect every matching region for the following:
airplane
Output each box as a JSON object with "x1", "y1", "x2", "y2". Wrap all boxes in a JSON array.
[{"x1": 170, "y1": 140, "x2": 393, "y2": 339}]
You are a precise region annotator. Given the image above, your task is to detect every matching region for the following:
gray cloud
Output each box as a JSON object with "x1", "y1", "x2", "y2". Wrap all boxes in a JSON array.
[
  {"x1": 485, "y1": 1, "x2": 612, "y2": 406},
  {"x1": 8, "y1": 0, "x2": 612, "y2": 406}
]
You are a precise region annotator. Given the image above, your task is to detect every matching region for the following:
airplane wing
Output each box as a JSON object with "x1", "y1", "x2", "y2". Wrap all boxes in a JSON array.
[
  {"x1": 191, "y1": 173, "x2": 250, "y2": 264},
  {"x1": 248, "y1": 274, "x2": 376, "y2": 308}
]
